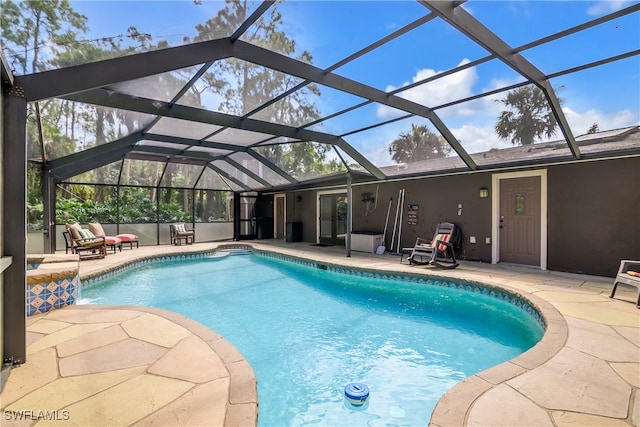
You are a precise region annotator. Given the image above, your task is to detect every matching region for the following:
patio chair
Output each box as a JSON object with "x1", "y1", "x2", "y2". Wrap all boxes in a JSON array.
[
  {"x1": 170, "y1": 223, "x2": 195, "y2": 245},
  {"x1": 88, "y1": 222, "x2": 122, "y2": 254},
  {"x1": 62, "y1": 229, "x2": 72, "y2": 254},
  {"x1": 65, "y1": 223, "x2": 107, "y2": 260},
  {"x1": 405, "y1": 222, "x2": 460, "y2": 269},
  {"x1": 609, "y1": 260, "x2": 640, "y2": 308}
]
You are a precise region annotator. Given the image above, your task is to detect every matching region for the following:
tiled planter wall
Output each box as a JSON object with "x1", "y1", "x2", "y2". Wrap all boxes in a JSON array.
[{"x1": 26, "y1": 267, "x2": 79, "y2": 316}]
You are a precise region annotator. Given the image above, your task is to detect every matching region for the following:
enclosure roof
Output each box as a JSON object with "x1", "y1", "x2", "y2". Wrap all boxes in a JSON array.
[{"x1": 6, "y1": 1, "x2": 640, "y2": 192}]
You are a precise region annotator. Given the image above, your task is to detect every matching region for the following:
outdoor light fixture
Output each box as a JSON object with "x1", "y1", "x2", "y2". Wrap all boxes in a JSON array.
[{"x1": 479, "y1": 187, "x2": 489, "y2": 198}]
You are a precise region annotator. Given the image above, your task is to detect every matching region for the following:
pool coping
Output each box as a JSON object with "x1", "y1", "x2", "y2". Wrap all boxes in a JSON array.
[{"x1": 76, "y1": 242, "x2": 571, "y2": 426}]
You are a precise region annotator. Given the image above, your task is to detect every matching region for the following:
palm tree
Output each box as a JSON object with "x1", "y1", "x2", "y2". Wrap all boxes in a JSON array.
[
  {"x1": 495, "y1": 86, "x2": 559, "y2": 145},
  {"x1": 389, "y1": 124, "x2": 451, "y2": 163}
]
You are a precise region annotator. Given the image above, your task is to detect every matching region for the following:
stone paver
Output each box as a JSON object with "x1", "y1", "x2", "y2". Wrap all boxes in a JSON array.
[
  {"x1": 5, "y1": 367, "x2": 146, "y2": 411},
  {"x1": 508, "y1": 347, "x2": 632, "y2": 418},
  {"x1": 27, "y1": 319, "x2": 72, "y2": 334},
  {"x1": 148, "y1": 335, "x2": 228, "y2": 383},
  {"x1": 610, "y1": 362, "x2": 640, "y2": 388},
  {"x1": 3, "y1": 242, "x2": 638, "y2": 427},
  {"x1": 564, "y1": 317, "x2": 640, "y2": 362},
  {"x1": 122, "y1": 312, "x2": 191, "y2": 348},
  {"x1": 56, "y1": 324, "x2": 129, "y2": 357},
  {"x1": 551, "y1": 411, "x2": 631, "y2": 426},
  {"x1": 132, "y1": 378, "x2": 230, "y2": 427},
  {"x1": 467, "y1": 383, "x2": 553, "y2": 426},
  {"x1": 552, "y1": 301, "x2": 639, "y2": 327},
  {"x1": 54, "y1": 374, "x2": 193, "y2": 426},
  {"x1": 2, "y1": 348, "x2": 59, "y2": 406},
  {"x1": 614, "y1": 325, "x2": 640, "y2": 346},
  {"x1": 59, "y1": 338, "x2": 168, "y2": 377},
  {"x1": 27, "y1": 322, "x2": 118, "y2": 355}
]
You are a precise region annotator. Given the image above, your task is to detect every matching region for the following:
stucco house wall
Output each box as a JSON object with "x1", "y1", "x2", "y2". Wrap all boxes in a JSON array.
[{"x1": 283, "y1": 156, "x2": 640, "y2": 277}]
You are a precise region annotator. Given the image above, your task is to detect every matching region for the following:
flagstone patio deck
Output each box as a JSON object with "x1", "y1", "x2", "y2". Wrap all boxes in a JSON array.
[{"x1": 1, "y1": 241, "x2": 638, "y2": 426}]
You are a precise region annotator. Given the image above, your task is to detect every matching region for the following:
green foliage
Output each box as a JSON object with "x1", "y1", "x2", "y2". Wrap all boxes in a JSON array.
[
  {"x1": 495, "y1": 86, "x2": 559, "y2": 145},
  {"x1": 389, "y1": 124, "x2": 451, "y2": 163},
  {"x1": 55, "y1": 185, "x2": 230, "y2": 224},
  {"x1": 27, "y1": 202, "x2": 44, "y2": 231},
  {"x1": 56, "y1": 197, "x2": 115, "y2": 224},
  {"x1": 158, "y1": 203, "x2": 191, "y2": 222},
  {"x1": 27, "y1": 163, "x2": 44, "y2": 230},
  {"x1": 118, "y1": 188, "x2": 157, "y2": 223}
]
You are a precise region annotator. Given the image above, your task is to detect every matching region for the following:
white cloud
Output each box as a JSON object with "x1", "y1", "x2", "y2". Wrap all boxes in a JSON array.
[
  {"x1": 587, "y1": 1, "x2": 632, "y2": 16},
  {"x1": 352, "y1": 60, "x2": 639, "y2": 165},
  {"x1": 563, "y1": 107, "x2": 638, "y2": 135},
  {"x1": 452, "y1": 124, "x2": 510, "y2": 154},
  {"x1": 376, "y1": 59, "x2": 478, "y2": 119},
  {"x1": 438, "y1": 104, "x2": 639, "y2": 156}
]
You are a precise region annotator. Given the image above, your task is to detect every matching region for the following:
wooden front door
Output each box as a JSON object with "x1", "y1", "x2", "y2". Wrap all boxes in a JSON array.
[{"x1": 499, "y1": 176, "x2": 541, "y2": 266}]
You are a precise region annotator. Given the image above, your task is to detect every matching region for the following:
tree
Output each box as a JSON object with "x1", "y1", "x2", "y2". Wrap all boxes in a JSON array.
[
  {"x1": 388, "y1": 124, "x2": 451, "y2": 163},
  {"x1": 0, "y1": 0, "x2": 88, "y2": 74},
  {"x1": 495, "y1": 86, "x2": 559, "y2": 145},
  {"x1": 2, "y1": 0, "x2": 88, "y2": 229},
  {"x1": 187, "y1": 0, "x2": 334, "y2": 176},
  {"x1": 188, "y1": 0, "x2": 319, "y2": 118},
  {"x1": 587, "y1": 123, "x2": 599, "y2": 134}
]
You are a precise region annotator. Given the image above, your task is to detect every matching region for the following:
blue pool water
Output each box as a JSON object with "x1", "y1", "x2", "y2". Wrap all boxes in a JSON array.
[{"x1": 80, "y1": 252, "x2": 544, "y2": 426}]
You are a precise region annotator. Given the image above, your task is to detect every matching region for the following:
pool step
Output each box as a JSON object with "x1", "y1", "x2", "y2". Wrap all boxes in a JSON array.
[{"x1": 217, "y1": 248, "x2": 253, "y2": 256}]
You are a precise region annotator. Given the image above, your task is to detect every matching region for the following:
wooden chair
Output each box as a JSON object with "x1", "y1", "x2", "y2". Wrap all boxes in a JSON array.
[
  {"x1": 64, "y1": 225, "x2": 107, "y2": 260},
  {"x1": 170, "y1": 223, "x2": 195, "y2": 245}
]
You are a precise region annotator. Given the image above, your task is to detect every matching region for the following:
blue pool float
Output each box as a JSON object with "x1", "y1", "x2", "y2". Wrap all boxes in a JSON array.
[{"x1": 344, "y1": 383, "x2": 369, "y2": 406}]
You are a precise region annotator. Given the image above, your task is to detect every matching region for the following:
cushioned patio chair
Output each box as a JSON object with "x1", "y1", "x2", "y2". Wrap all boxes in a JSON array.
[
  {"x1": 65, "y1": 223, "x2": 107, "y2": 260},
  {"x1": 170, "y1": 223, "x2": 195, "y2": 245},
  {"x1": 610, "y1": 260, "x2": 640, "y2": 308},
  {"x1": 405, "y1": 222, "x2": 460, "y2": 269},
  {"x1": 88, "y1": 222, "x2": 122, "y2": 254}
]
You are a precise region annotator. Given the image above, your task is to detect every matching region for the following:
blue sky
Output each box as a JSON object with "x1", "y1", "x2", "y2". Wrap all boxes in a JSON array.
[{"x1": 68, "y1": 0, "x2": 639, "y2": 165}]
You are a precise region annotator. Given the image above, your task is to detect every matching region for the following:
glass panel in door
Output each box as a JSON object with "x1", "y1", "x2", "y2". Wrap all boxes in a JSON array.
[{"x1": 319, "y1": 193, "x2": 348, "y2": 245}]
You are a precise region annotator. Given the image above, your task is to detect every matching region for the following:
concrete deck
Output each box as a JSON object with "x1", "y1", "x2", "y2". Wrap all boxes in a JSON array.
[{"x1": 2, "y1": 241, "x2": 638, "y2": 426}]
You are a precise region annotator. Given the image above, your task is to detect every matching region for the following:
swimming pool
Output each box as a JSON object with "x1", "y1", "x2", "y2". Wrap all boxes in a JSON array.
[{"x1": 80, "y1": 250, "x2": 544, "y2": 426}]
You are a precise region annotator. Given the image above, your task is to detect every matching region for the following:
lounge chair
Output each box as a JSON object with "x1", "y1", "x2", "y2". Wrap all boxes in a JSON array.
[
  {"x1": 610, "y1": 260, "x2": 640, "y2": 308},
  {"x1": 65, "y1": 223, "x2": 107, "y2": 260},
  {"x1": 405, "y1": 222, "x2": 460, "y2": 269},
  {"x1": 170, "y1": 223, "x2": 195, "y2": 245},
  {"x1": 88, "y1": 222, "x2": 122, "y2": 254}
]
